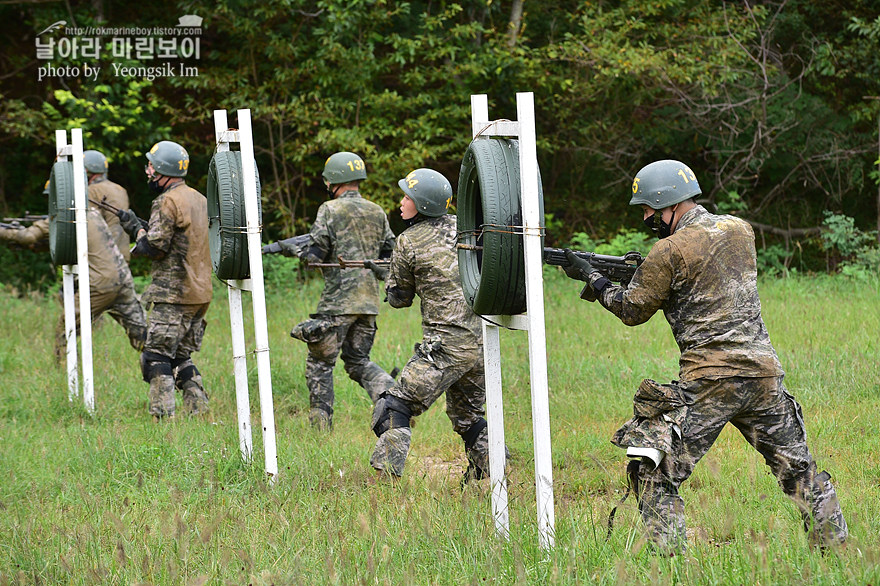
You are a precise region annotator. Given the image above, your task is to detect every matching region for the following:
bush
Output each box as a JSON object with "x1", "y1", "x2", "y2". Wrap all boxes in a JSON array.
[
  {"x1": 821, "y1": 211, "x2": 880, "y2": 280},
  {"x1": 568, "y1": 228, "x2": 654, "y2": 256}
]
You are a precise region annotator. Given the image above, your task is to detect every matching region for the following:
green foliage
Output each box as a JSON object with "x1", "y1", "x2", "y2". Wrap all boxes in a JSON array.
[
  {"x1": 261, "y1": 253, "x2": 313, "y2": 292},
  {"x1": 715, "y1": 190, "x2": 749, "y2": 215},
  {"x1": 756, "y1": 244, "x2": 793, "y2": 278},
  {"x1": 42, "y1": 81, "x2": 170, "y2": 165},
  {"x1": 0, "y1": 0, "x2": 878, "y2": 281},
  {"x1": 821, "y1": 211, "x2": 880, "y2": 280},
  {"x1": 0, "y1": 245, "x2": 56, "y2": 294},
  {"x1": 569, "y1": 228, "x2": 654, "y2": 256}
]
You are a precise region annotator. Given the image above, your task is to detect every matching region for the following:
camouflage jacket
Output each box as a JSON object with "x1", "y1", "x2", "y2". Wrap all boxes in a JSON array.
[
  {"x1": 595, "y1": 205, "x2": 783, "y2": 381},
  {"x1": 140, "y1": 182, "x2": 212, "y2": 305},
  {"x1": 309, "y1": 189, "x2": 395, "y2": 315},
  {"x1": 88, "y1": 177, "x2": 131, "y2": 261},
  {"x1": 0, "y1": 213, "x2": 130, "y2": 292},
  {"x1": 386, "y1": 214, "x2": 482, "y2": 351}
]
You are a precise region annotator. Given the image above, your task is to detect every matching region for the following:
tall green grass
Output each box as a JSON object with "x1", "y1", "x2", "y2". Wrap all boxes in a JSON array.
[{"x1": 0, "y1": 273, "x2": 878, "y2": 584}]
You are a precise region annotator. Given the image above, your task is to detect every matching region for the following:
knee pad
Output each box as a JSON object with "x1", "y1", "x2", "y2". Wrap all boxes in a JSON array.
[
  {"x1": 371, "y1": 394, "x2": 412, "y2": 438},
  {"x1": 172, "y1": 358, "x2": 200, "y2": 385},
  {"x1": 459, "y1": 418, "x2": 488, "y2": 452},
  {"x1": 140, "y1": 351, "x2": 172, "y2": 383}
]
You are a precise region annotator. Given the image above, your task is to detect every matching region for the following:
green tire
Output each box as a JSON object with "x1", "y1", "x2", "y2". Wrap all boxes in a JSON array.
[
  {"x1": 457, "y1": 138, "x2": 544, "y2": 316},
  {"x1": 49, "y1": 160, "x2": 78, "y2": 266},
  {"x1": 207, "y1": 151, "x2": 262, "y2": 280}
]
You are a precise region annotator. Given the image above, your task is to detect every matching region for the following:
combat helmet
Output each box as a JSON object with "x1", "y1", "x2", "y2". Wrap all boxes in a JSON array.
[
  {"x1": 322, "y1": 152, "x2": 367, "y2": 185},
  {"x1": 83, "y1": 150, "x2": 108, "y2": 174},
  {"x1": 146, "y1": 141, "x2": 190, "y2": 177},
  {"x1": 398, "y1": 168, "x2": 452, "y2": 217},
  {"x1": 630, "y1": 159, "x2": 701, "y2": 209}
]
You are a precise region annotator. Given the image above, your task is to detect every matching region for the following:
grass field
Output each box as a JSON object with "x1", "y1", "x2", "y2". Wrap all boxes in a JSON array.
[{"x1": 0, "y1": 270, "x2": 878, "y2": 584}]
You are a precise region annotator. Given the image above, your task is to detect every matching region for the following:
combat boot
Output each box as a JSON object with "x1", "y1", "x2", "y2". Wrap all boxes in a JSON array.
[
  {"x1": 181, "y1": 380, "x2": 209, "y2": 415},
  {"x1": 149, "y1": 373, "x2": 176, "y2": 420},
  {"x1": 308, "y1": 407, "x2": 332, "y2": 431}
]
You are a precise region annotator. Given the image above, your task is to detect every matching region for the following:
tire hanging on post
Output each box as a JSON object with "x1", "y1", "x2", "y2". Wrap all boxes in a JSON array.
[
  {"x1": 457, "y1": 137, "x2": 544, "y2": 316},
  {"x1": 49, "y1": 160, "x2": 79, "y2": 266},
  {"x1": 207, "y1": 150, "x2": 262, "y2": 280}
]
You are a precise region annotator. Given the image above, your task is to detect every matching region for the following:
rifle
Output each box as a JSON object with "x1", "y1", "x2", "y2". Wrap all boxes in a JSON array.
[
  {"x1": 1, "y1": 221, "x2": 23, "y2": 230},
  {"x1": 263, "y1": 235, "x2": 390, "y2": 269},
  {"x1": 89, "y1": 198, "x2": 121, "y2": 214},
  {"x1": 307, "y1": 256, "x2": 391, "y2": 269},
  {"x1": 457, "y1": 243, "x2": 644, "y2": 286},
  {"x1": 542, "y1": 248, "x2": 644, "y2": 287},
  {"x1": 2, "y1": 214, "x2": 48, "y2": 224}
]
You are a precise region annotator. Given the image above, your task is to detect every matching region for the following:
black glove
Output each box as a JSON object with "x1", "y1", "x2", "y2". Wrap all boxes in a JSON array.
[
  {"x1": 118, "y1": 208, "x2": 146, "y2": 240},
  {"x1": 364, "y1": 259, "x2": 389, "y2": 281},
  {"x1": 562, "y1": 249, "x2": 595, "y2": 282},
  {"x1": 261, "y1": 241, "x2": 282, "y2": 255}
]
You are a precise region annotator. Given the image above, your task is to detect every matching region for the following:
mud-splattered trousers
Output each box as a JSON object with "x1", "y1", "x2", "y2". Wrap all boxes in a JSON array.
[{"x1": 623, "y1": 376, "x2": 847, "y2": 553}]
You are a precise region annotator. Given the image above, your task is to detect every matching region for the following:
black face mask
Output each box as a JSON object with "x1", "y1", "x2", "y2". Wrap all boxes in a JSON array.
[
  {"x1": 148, "y1": 178, "x2": 164, "y2": 194},
  {"x1": 644, "y1": 210, "x2": 675, "y2": 239}
]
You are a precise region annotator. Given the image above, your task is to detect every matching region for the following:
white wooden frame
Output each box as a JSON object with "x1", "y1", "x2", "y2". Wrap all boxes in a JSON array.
[
  {"x1": 56, "y1": 129, "x2": 95, "y2": 412},
  {"x1": 213, "y1": 109, "x2": 278, "y2": 481},
  {"x1": 471, "y1": 93, "x2": 555, "y2": 550}
]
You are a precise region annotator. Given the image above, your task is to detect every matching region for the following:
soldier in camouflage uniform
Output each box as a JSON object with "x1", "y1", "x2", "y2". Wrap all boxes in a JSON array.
[
  {"x1": 0, "y1": 193, "x2": 145, "y2": 359},
  {"x1": 122, "y1": 140, "x2": 211, "y2": 420},
  {"x1": 369, "y1": 169, "x2": 489, "y2": 482},
  {"x1": 268, "y1": 152, "x2": 396, "y2": 430},
  {"x1": 564, "y1": 160, "x2": 847, "y2": 553},
  {"x1": 84, "y1": 150, "x2": 131, "y2": 262}
]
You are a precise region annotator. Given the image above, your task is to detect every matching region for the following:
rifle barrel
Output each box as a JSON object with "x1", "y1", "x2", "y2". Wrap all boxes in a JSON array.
[{"x1": 89, "y1": 198, "x2": 121, "y2": 214}]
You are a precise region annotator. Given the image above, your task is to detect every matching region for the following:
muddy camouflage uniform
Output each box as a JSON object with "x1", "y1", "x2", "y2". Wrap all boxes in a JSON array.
[
  {"x1": 370, "y1": 214, "x2": 489, "y2": 478},
  {"x1": 291, "y1": 189, "x2": 396, "y2": 428},
  {"x1": 134, "y1": 182, "x2": 212, "y2": 418},
  {"x1": 0, "y1": 214, "x2": 146, "y2": 357},
  {"x1": 590, "y1": 205, "x2": 847, "y2": 552},
  {"x1": 88, "y1": 176, "x2": 131, "y2": 262}
]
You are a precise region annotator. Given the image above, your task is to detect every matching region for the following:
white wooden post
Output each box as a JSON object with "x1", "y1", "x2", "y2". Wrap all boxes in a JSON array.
[
  {"x1": 57, "y1": 129, "x2": 94, "y2": 411},
  {"x1": 57, "y1": 130, "x2": 78, "y2": 400},
  {"x1": 71, "y1": 129, "x2": 95, "y2": 413},
  {"x1": 213, "y1": 110, "x2": 254, "y2": 464},
  {"x1": 213, "y1": 109, "x2": 279, "y2": 481},
  {"x1": 470, "y1": 93, "x2": 555, "y2": 550},
  {"x1": 238, "y1": 109, "x2": 278, "y2": 481}
]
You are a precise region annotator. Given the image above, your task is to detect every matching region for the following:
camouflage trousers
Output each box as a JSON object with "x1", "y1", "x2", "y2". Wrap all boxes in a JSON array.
[
  {"x1": 370, "y1": 341, "x2": 488, "y2": 477},
  {"x1": 143, "y1": 302, "x2": 210, "y2": 418},
  {"x1": 304, "y1": 314, "x2": 394, "y2": 426},
  {"x1": 54, "y1": 281, "x2": 147, "y2": 361},
  {"x1": 634, "y1": 375, "x2": 847, "y2": 553}
]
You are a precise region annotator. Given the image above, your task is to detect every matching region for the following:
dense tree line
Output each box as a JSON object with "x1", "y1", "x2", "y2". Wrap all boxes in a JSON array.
[{"x1": 1, "y1": 0, "x2": 878, "y2": 289}]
